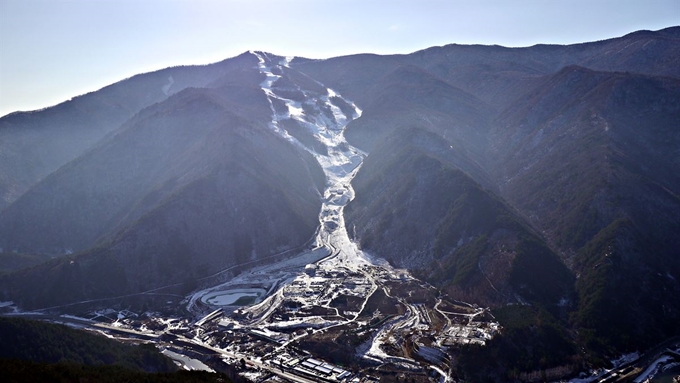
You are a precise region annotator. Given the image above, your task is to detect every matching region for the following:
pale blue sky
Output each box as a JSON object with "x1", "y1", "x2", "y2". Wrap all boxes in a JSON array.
[{"x1": 1, "y1": 0, "x2": 678, "y2": 117}]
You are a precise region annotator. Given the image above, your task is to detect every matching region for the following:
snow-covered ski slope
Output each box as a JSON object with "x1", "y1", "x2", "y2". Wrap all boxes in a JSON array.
[{"x1": 252, "y1": 51, "x2": 372, "y2": 270}]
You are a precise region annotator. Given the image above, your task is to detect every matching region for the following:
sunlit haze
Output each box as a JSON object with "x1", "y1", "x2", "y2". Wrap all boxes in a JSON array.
[{"x1": 1, "y1": 0, "x2": 677, "y2": 117}]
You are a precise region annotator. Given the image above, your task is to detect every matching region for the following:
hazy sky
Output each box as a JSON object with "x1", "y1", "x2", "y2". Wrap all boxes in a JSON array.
[{"x1": 1, "y1": 0, "x2": 678, "y2": 117}]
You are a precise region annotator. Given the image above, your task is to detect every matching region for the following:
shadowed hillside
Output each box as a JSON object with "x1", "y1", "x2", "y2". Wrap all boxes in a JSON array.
[
  {"x1": 0, "y1": 53, "x2": 260, "y2": 213},
  {"x1": 1, "y1": 82, "x2": 325, "y2": 308}
]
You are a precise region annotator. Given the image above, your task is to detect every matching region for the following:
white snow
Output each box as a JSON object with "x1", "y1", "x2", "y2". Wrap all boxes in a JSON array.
[
  {"x1": 634, "y1": 356, "x2": 673, "y2": 383},
  {"x1": 287, "y1": 102, "x2": 305, "y2": 118},
  {"x1": 94, "y1": 308, "x2": 117, "y2": 316},
  {"x1": 186, "y1": 246, "x2": 330, "y2": 314},
  {"x1": 162, "y1": 76, "x2": 174, "y2": 96},
  {"x1": 279, "y1": 56, "x2": 294, "y2": 67},
  {"x1": 356, "y1": 314, "x2": 418, "y2": 366},
  {"x1": 162, "y1": 349, "x2": 214, "y2": 372},
  {"x1": 60, "y1": 314, "x2": 93, "y2": 322},
  {"x1": 612, "y1": 351, "x2": 639, "y2": 367},
  {"x1": 202, "y1": 289, "x2": 266, "y2": 306},
  {"x1": 430, "y1": 365, "x2": 450, "y2": 383},
  {"x1": 265, "y1": 316, "x2": 340, "y2": 330},
  {"x1": 0, "y1": 301, "x2": 14, "y2": 308},
  {"x1": 5, "y1": 310, "x2": 45, "y2": 316}
]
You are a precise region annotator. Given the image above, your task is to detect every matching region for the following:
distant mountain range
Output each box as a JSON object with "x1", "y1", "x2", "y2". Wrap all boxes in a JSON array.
[{"x1": 1, "y1": 26, "x2": 678, "y2": 364}]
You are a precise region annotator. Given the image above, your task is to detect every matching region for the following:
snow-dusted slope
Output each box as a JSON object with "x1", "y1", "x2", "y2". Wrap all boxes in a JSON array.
[{"x1": 252, "y1": 51, "x2": 371, "y2": 268}]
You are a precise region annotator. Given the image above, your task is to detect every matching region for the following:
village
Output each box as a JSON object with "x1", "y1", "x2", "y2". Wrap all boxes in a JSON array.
[{"x1": 85, "y1": 247, "x2": 501, "y2": 383}]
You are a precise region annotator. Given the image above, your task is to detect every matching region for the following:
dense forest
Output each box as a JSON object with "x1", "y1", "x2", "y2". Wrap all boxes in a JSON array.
[{"x1": 0, "y1": 317, "x2": 232, "y2": 383}]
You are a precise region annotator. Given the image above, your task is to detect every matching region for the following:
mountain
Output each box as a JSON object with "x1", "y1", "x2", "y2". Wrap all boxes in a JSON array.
[
  {"x1": 1, "y1": 59, "x2": 325, "y2": 308},
  {"x1": 295, "y1": 27, "x2": 680, "y2": 115},
  {"x1": 488, "y1": 65, "x2": 680, "y2": 352},
  {"x1": 298, "y1": 27, "x2": 680, "y2": 354},
  {"x1": 0, "y1": 53, "x2": 258, "y2": 213},
  {"x1": 0, "y1": 27, "x2": 678, "y2": 372},
  {"x1": 400, "y1": 26, "x2": 680, "y2": 107},
  {"x1": 490, "y1": 66, "x2": 680, "y2": 252},
  {"x1": 345, "y1": 127, "x2": 573, "y2": 307}
]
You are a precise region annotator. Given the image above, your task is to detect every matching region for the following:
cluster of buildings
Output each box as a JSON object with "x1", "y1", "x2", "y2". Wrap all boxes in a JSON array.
[
  {"x1": 280, "y1": 269, "x2": 371, "y2": 309},
  {"x1": 440, "y1": 321, "x2": 500, "y2": 346},
  {"x1": 269, "y1": 353, "x2": 358, "y2": 383}
]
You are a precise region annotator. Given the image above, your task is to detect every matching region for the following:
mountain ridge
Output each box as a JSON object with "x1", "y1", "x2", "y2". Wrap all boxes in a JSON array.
[{"x1": 0, "y1": 27, "x2": 678, "y2": 374}]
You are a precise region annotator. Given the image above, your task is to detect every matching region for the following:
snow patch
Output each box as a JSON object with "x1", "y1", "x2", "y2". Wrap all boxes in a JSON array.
[
  {"x1": 162, "y1": 349, "x2": 214, "y2": 372},
  {"x1": 162, "y1": 76, "x2": 174, "y2": 96},
  {"x1": 279, "y1": 56, "x2": 294, "y2": 67},
  {"x1": 634, "y1": 356, "x2": 673, "y2": 383},
  {"x1": 612, "y1": 351, "x2": 639, "y2": 367}
]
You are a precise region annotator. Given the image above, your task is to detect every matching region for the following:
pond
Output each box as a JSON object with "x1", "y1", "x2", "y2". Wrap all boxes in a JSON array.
[{"x1": 201, "y1": 288, "x2": 267, "y2": 307}]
